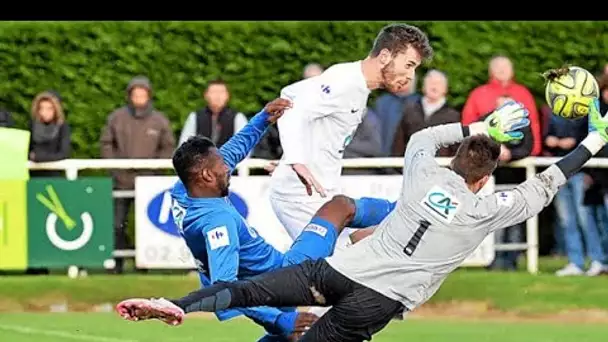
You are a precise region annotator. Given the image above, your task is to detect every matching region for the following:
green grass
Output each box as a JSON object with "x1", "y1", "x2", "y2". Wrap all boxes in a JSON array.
[
  {"x1": 2, "y1": 258, "x2": 608, "y2": 314},
  {"x1": 431, "y1": 269, "x2": 608, "y2": 313},
  {"x1": 0, "y1": 274, "x2": 199, "y2": 307},
  {"x1": 0, "y1": 313, "x2": 607, "y2": 342},
  {"x1": 2, "y1": 257, "x2": 608, "y2": 341}
]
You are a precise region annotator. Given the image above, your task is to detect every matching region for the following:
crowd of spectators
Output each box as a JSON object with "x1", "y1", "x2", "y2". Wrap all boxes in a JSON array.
[{"x1": 3, "y1": 56, "x2": 608, "y2": 276}]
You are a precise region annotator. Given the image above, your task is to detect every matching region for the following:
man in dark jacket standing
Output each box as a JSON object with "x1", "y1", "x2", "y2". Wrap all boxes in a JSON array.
[
  {"x1": 178, "y1": 79, "x2": 247, "y2": 148},
  {"x1": 100, "y1": 75, "x2": 176, "y2": 274},
  {"x1": 392, "y1": 69, "x2": 460, "y2": 157}
]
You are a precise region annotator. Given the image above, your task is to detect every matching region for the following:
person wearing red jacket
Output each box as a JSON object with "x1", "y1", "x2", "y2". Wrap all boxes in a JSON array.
[{"x1": 462, "y1": 55, "x2": 541, "y2": 156}]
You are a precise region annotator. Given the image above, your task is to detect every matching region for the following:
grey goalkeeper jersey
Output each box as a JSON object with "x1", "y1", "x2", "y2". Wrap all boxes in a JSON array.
[{"x1": 326, "y1": 123, "x2": 566, "y2": 310}]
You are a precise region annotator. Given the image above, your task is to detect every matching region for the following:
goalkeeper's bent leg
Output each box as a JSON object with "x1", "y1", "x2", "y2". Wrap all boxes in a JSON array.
[
  {"x1": 170, "y1": 261, "x2": 321, "y2": 314},
  {"x1": 349, "y1": 197, "x2": 396, "y2": 228}
]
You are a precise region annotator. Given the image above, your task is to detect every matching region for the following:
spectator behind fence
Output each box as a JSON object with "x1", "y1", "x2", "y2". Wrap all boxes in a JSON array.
[
  {"x1": 28, "y1": 90, "x2": 71, "y2": 178},
  {"x1": 540, "y1": 103, "x2": 565, "y2": 255},
  {"x1": 547, "y1": 114, "x2": 608, "y2": 276},
  {"x1": 579, "y1": 75, "x2": 608, "y2": 265},
  {"x1": 100, "y1": 75, "x2": 175, "y2": 274},
  {"x1": 392, "y1": 69, "x2": 460, "y2": 157},
  {"x1": 342, "y1": 107, "x2": 384, "y2": 175},
  {"x1": 374, "y1": 73, "x2": 420, "y2": 156},
  {"x1": 178, "y1": 79, "x2": 247, "y2": 148},
  {"x1": 462, "y1": 55, "x2": 542, "y2": 156}
]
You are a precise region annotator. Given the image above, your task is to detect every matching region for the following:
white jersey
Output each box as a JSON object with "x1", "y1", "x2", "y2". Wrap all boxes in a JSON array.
[
  {"x1": 269, "y1": 61, "x2": 371, "y2": 202},
  {"x1": 326, "y1": 123, "x2": 566, "y2": 310}
]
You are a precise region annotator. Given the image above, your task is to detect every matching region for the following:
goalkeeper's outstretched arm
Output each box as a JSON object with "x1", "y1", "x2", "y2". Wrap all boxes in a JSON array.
[
  {"x1": 479, "y1": 99, "x2": 608, "y2": 231},
  {"x1": 403, "y1": 100, "x2": 530, "y2": 181}
]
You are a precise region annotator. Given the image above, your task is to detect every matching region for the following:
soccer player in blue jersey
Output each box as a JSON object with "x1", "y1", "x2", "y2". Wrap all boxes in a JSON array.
[{"x1": 156, "y1": 97, "x2": 395, "y2": 341}]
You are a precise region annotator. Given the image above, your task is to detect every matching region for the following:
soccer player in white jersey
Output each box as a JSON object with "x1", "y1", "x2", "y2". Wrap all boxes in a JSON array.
[
  {"x1": 269, "y1": 23, "x2": 434, "y2": 245},
  {"x1": 115, "y1": 99, "x2": 608, "y2": 340}
]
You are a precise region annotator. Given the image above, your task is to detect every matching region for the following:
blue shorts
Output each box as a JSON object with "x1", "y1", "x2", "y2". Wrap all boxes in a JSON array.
[{"x1": 281, "y1": 217, "x2": 338, "y2": 267}]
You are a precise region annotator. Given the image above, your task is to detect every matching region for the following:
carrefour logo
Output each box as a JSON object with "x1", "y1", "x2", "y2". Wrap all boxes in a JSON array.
[{"x1": 147, "y1": 189, "x2": 249, "y2": 236}]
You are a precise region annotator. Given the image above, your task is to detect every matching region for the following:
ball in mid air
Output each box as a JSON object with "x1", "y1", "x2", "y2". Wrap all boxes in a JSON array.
[{"x1": 544, "y1": 66, "x2": 599, "y2": 119}]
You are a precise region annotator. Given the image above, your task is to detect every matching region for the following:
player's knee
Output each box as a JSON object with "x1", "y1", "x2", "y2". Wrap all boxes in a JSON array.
[
  {"x1": 315, "y1": 195, "x2": 356, "y2": 231},
  {"x1": 328, "y1": 195, "x2": 356, "y2": 218}
]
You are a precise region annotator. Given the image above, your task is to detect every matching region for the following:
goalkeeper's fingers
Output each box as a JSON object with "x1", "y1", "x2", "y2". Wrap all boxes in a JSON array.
[
  {"x1": 506, "y1": 131, "x2": 524, "y2": 140},
  {"x1": 509, "y1": 118, "x2": 530, "y2": 131},
  {"x1": 497, "y1": 100, "x2": 526, "y2": 115}
]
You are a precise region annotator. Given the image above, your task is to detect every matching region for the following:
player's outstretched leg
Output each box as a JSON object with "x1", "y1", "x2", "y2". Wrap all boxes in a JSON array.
[
  {"x1": 280, "y1": 195, "x2": 395, "y2": 320},
  {"x1": 282, "y1": 195, "x2": 395, "y2": 266},
  {"x1": 299, "y1": 287, "x2": 404, "y2": 342},
  {"x1": 116, "y1": 260, "x2": 328, "y2": 325}
]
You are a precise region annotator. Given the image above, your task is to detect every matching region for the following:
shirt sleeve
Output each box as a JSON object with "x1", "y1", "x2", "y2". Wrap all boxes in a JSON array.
[
  {"x1": 403, "y1": 123, "x2": 466, "y2": 178},
  {"x1": 472, "y1": 165, "x2": 566, "y2": 232},
  {"x1": 219, "y1": 110, "x2": 270, "y2": 172},
  {"x1": 202, "y1": 214, "x2": 288, "y2": 333}
]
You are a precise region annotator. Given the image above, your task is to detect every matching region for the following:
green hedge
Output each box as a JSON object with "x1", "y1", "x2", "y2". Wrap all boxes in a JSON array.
[{"x1": 1, "y1": 21, "x2": 607, "y2": 158}]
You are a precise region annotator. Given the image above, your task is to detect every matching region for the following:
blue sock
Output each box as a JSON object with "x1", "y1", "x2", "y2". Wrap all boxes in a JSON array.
[
  {"x1": 282, "y1": 216, "x2": 338, "y2": 266},
  {"x1": 350, "y1": 197, "x2": 396, "y2": 228}
]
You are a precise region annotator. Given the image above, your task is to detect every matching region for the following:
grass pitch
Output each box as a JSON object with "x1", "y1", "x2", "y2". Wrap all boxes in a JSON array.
[
  {"x1": 2, "y1": 258, "x2": 608, "y2": 341},
  {"x1": 1, "y1": 313, "x2": 608, "y2": 342}
]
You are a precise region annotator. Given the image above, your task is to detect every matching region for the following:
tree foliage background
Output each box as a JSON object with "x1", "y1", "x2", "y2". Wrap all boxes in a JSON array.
[{"x1": 1, "y1": 21, "x2": 606, "y2": 157}]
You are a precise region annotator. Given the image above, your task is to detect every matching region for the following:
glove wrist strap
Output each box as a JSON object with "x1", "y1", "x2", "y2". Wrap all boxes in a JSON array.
[{"x1": 581, "y1": 132, "x2": 606, "y2": 155}]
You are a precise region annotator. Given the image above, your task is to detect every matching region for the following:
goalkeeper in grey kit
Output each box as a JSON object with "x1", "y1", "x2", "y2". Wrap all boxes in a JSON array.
[{"x1": 116, "y1": 99, "x2": 608, "y2": 341}]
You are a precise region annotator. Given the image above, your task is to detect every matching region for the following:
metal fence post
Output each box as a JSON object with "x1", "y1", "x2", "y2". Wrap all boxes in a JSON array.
[{"x1": 525, "y1": 162, "x2": 539, "y2": 274}]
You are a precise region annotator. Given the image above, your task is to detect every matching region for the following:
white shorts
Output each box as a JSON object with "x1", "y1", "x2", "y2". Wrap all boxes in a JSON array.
[
  {"x1": 269, "y1": 196, "x2": 323, "y2": 240},
  {"x1": 269, "y1": 195, "x2": 354, "y2": 250}
]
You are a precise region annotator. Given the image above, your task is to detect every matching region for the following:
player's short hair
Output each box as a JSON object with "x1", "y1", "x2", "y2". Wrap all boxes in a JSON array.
[
  {"x1": 450, "y1": 135, "x2": 501, "y2": 184},
  {"x1": 369, "y1": 23, "x2": 433, "y2": 61},
  {"x1": 172, "y1": 136, "x2": 216, "y2": 189}
]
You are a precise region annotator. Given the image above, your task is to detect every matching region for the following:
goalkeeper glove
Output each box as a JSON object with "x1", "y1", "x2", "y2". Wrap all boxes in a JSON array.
[
  {"x1": 588, "y1": 99, "x2": 608, "y2": 142},
  {"x1": 470, "y1": 100, "x2": 530, "y2": 143}
]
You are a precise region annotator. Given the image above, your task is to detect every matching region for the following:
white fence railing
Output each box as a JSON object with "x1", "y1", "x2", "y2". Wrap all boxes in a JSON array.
[{"x1": 27, "y1": 156, "x2": 608, "y2": 274}]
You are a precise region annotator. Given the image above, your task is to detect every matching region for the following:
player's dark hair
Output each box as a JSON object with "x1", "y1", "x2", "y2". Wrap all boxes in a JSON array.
[
  {"x1": 451, "y1": 135, "x2": 501, "y2": 184},
  {"x1": 206, "y1": 78, "x2": 228, "y2": 89},
  {"x1": 172, "y1": 136, "x2": 216, "y2": 190},
  {"x1": 369, "y1": 23, "x2": 433, "y2": 61}
]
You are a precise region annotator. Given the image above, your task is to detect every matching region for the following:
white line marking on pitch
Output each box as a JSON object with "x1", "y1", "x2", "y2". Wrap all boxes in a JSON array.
[{"x1": 0, "y1": 324, "x2": 139, "y2": 342}]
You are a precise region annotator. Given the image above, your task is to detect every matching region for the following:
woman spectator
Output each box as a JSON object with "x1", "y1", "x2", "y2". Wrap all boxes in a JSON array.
[{"x1": 28, "y1": 90, "x2": 71, "y2": 178}]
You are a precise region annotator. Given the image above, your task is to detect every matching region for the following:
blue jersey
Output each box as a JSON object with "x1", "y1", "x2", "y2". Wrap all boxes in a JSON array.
[{"x1": 170, "y1": 109, "x2": 292, "y2": 335}]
